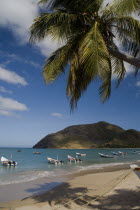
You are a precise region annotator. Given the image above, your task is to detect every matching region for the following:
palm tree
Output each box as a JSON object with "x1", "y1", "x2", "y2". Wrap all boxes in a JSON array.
[{"x1": 30, "y1": 0, "x2": 140, "y2": 109}]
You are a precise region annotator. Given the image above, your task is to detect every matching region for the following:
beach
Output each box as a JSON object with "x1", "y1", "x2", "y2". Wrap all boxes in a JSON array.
[{"x1": 1, "y1": 164, "x2": 140, "y2": 210}]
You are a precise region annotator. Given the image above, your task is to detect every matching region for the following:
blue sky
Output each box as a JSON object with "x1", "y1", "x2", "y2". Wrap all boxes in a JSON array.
[{"x1": 0, "y1": 0, "x2": 140, "y2": 147}]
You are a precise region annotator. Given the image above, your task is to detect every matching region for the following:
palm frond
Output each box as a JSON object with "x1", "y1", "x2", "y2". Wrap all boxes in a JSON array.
[
  {"x1": 99, "y1": 63, "x2": 112, "y2": 103},
  {"x1": 103, "y1": 0, "x2": 140, "y2": 17},
  {"x1": 67, "y1": 52, "x2": 85, "y2": 110},
  {"x1": 43, "y1": 32, "x2": 87, "y2": 84},
  {"x1": 112, "y1": 17, "x2": 140, "y2": 57},
  {"x1": 30, "y1": 11, "x2": 91, "y2": 43},
  {"x1": 67, "y1": 22, "x2": 112, "y2": 108},
  {"x1": 134, "y1": 67, "x2": 139, "y2": 76},
  {"x1": 81, "y1": 22, "x2": 110, "y2": 75},
  {"x1": 39, "y1": 0, "x2": 103, "y2": 13},
  {"x1": 43, "y1": 44, "x2": 72, "y2": 83},
  {"x1": 111, "y1": 56, "x2": 126, "y2": 87}
]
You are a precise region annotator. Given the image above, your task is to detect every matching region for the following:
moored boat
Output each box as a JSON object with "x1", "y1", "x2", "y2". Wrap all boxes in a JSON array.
[
  {"x1": 98, "y1": 153, "x2": 116, "y2": 158},
  {"x1": 1, "y1": 156, "x2": 17, "y2": 166},
  {"x1": 68, "y1": 155, "x2": 82, "y2": 162},
  {"x1": 68, "y1": 155, "x2": 76, "y2": 162},
  {"x1": 76, "y1": 153, "x2": 86, "y2": 156},
  {"x1": 33, "y1": 151, "x2": 41, "y2": 154},
  {"x1": 118, "y1": 151, "x2": 128, "y2": 156},
  {"x1": 47, "y1": 157, "x2": 64, "y2": 165}
]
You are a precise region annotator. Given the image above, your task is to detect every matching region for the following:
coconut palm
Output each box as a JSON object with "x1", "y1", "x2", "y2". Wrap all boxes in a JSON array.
[{"x1": 30, "y1": 0, "x2": 140, "y2": 109}]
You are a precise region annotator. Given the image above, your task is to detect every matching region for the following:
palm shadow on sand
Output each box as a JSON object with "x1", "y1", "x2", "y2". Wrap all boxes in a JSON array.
[{"x1": 24, "y1": 182, "x2": 140, "y2": 209}]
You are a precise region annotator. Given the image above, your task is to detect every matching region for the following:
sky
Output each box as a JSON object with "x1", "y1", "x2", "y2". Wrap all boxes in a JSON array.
[{"x1": 0, "y1": 0, "x2": 140, "y2": 147}]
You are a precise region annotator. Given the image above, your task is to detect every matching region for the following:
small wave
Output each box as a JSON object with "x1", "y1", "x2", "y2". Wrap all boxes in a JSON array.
[
  {"x1": 75, "y1": 161, "x2": 135, "y2": 172},
  {"x1": 0, "y1": 170, "x2": 56, "y2": 185}
]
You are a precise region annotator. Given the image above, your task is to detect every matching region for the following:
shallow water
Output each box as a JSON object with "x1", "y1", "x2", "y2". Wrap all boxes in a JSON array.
[{"x1": 0, "y1": 148, "x2": 140, "y2": 185}]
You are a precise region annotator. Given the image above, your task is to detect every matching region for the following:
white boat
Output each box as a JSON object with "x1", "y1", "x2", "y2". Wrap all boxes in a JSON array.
[
  {"x1": 132, "y1": 151, "x2": 140, "y2": 154},
  {"x1": 76, "y1": 153, "x2": 86, "y2": 156},
  {"x1": 118, "y1": 151, "x2": 128, "y2": 156},
  {"x1": 130, "y1": 164, "x2": 140, "y2": 179},
  {"x1": 98, "y1": 153, "x2": 116, "y2": 158},
  {"x1": 1, "y1": 156, "x2": 17, "y2": 166},
  {"x1": 47, "y1": 157, "x2": 63, "y2": 165},
  {"x1": 33, "y1": 151, "x2": 41, "y2": 154},
  {"x1": 132, "y1": 151, "x2": 137, "y2": 154},
  {"x1": 68, "y1": 155, "x2": 76, "y2": 162},
  {"x1": 68, "y1": 155, "x2": 82, "y2": 162}
]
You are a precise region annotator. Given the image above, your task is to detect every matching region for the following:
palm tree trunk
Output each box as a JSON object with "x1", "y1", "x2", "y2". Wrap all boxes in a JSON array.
[{"x1": 108, "y1": 47, "x2": 140, "y2": 68}]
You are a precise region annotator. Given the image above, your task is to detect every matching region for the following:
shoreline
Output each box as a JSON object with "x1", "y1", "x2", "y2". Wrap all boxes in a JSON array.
[
  {"x1": 1, "y1": 162, "x2": 140, "y2": 209},
  {"x1": 0, "y1": 162, "x2": 133, "y2": 202}
]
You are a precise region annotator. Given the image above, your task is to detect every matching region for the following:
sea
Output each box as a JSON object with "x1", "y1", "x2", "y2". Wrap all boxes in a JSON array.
[{"x1": 0, "y1": 148, "x2": 140, "y2": 186}]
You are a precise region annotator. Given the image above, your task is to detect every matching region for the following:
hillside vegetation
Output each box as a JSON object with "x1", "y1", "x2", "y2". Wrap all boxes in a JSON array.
[{"x1": 33, "y1": 121, "x2": 140, "y2": 149}]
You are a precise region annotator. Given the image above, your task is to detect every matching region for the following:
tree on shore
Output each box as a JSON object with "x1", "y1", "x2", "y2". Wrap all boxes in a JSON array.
[{"x1": 30, "y1": 0, "x2": 140, "y2": 109}]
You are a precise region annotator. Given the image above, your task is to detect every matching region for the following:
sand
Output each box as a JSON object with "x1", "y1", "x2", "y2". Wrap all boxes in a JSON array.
[{"x1": 0, "y1": 166, "x2": 140, "y2": 210}]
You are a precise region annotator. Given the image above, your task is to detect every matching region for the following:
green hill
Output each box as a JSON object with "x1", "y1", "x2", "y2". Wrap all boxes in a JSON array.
[{"x1": 33, "y1": 121, "x2": 140, "y2": 148}]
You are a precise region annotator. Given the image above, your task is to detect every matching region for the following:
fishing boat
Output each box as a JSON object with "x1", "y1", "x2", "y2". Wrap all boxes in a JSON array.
[
  {"x1": 33, "y1": 151, "x2": 41, "y2": 154},
  {"x1": 132, "y1": 151, "x2": 137, "y2": 154},
  {"x1": 132, "y1": 151, "x2": 140, "y2": 154},
  {"x1": 118, "y1": 151, "x2": 127, "y2": 156},
  {"x1": 1, "y1": 156, "x2": 17, "y2": 166},
  {"x1": 47, "y1": 157, "x2": 64, "y2": 165},
  {"x1": 68, "y1": 155, "x2": 82, "y2": 162},
  {"x1": 130, "y1": 164, "x2": 140, "y2": 179},
  {"x1": 76, "y1": 153, "x2": 86, "y2": 156},
  {"x1": 68, "y1": 155, "x2": 76, "y2": 162},
  {"x1": 98, "y1": 153, "x2": 116, "y2": 158}
]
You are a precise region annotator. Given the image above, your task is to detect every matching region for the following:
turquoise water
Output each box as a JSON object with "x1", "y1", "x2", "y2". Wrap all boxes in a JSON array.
[{"x1": 0, "y1": 148, "x2": 140, "y2": 185}]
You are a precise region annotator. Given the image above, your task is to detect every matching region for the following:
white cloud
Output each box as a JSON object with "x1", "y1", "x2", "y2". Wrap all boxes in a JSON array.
[
  {"x1": 0, "y1": 96, "x2": 28, "y2": 111},
  {"x1": 51, "y1": 112, "x2": 63, "y2": 118},
  {"x1": 136, "y1": 81, "x2": 140, "y2": 87},
  {"x1": 0, "y1": 0, "x2": 39, "y2": 43},
  {"x1": 0, "y1": 0, "x2": 61, "y2": 56},
  {"x1": 0, "y1": 96, "x2": 28, "y2": 116},
  {"x1": 0, "y1": 67, "x2": 27, "y2": 86},
  {"x1": 36, "y1": 37, "x2": 64, "y2": 57},
  {"x1": 0, "y1": 110, "x2": 15, "y2": 117},
  {"x1": 0, "y1": 86, "x2": 12, "y2": 94},
  {"x1": 0, "y1": 50, "x2": 41, "y2": 69}
]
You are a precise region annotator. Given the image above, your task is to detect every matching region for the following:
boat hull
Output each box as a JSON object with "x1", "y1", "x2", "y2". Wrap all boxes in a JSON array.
[
  {"x1": 47, "y1": 158, "x2": 63, "y2": 165},
  {"x1": 98, "y1": 153, "x2": 115, "y2": 158},
  {"x1": 2, "y1": 162, "x2": 17, "y2": 166}
]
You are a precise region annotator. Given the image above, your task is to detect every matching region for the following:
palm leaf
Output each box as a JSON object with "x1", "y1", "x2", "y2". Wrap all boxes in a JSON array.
[
  {"x1": 134, "y1": 67, "x2": 139, "y2": 76},
  {"x1": 112, "y1": 17, "x2": 140, "y2": 57},
  {"x1": 43, "y1": 44, "x2": 72, "y2": 83},
  {"x1": 99, "y1": 63, "x2": 112, "y2": 103},
  {"x1": 67, "y1": 22, "x2": 112, "y2": 108},
  {"x1": 103, "y1": 0, "x2": 140, "y2": 16},
  {"x1": 30, "y1": 11, "x2": 91, "y2": 43},
  {"x1": 39, "y1": 0, "x2": 103, "y2": 13},
  {"x1": 43, "y1": 33, "x2": 88, "y2": 84},
  {"x1": 111, "y1": 55, "x2": 126, "y2": 87}
]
